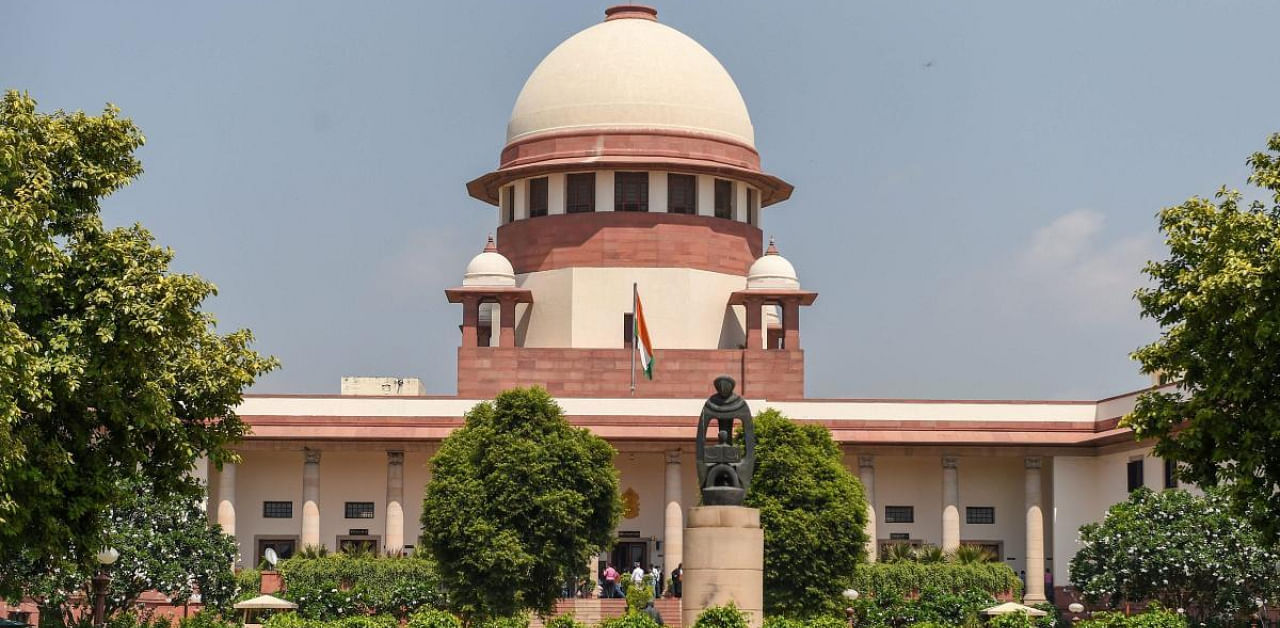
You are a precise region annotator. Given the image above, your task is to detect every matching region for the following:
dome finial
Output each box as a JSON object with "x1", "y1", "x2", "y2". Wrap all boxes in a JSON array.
[
  {"x1": 484, "y1": 234, "x2": 497, "y2": 252},
  {"x1": 604, "y1": 5, "x2": 657, "y2": 21},
  {"x1": 766, "y1": 236, "x2": 779, "y2": 256}
]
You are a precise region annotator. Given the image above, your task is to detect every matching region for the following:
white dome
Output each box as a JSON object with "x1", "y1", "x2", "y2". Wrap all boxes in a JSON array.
[
  {"x1": 506, "y1": 7, "x2": 755, "y2": 147},
  {"x1": 463, "y1": 237, "x2": 516, "y2": 287},
  {"x1": 747, "y1": 239, "x2": 799, "y2": 290}
]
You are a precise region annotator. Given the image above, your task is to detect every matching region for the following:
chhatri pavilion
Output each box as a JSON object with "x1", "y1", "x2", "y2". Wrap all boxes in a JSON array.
[{"x1": 203, "y1": 5, "x2": 1174, "y2": 607}]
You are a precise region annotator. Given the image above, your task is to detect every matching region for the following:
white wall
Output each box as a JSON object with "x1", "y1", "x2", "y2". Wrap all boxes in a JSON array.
[
  {"x1": 233, "y1": 451, "x2": 304, "y2": 567},
  {"x1": 516, "y1": 267, "x2": 748, "y2": 349},
  {"x1": 1052, "y1": 446, "x2": 1159, "y2": 587}
]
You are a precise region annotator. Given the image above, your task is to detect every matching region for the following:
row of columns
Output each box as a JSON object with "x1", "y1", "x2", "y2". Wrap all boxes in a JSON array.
[
  {"x1": 215, "y1": 449, "x2": 408, "y2": 558},
  {"x1": 741, "y1": 296, "x2": 802, "y2": 350},
  {"x1": 460, "y1": 295, "x2": 518, "y2": 347},
  {"x1": 858, "y1": 455, "x2": 1047, "y2": 604}
]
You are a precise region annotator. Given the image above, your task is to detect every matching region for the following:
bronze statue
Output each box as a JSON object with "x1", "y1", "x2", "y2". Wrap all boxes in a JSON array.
[{"x1": 695, "y1": 375, "x2": 754, "y2": 506}]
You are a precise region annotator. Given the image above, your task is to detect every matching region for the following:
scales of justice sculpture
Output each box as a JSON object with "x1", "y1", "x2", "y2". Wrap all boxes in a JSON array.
[{"x1": 683, "y1": 376, "x2": 765, "y2": 628}]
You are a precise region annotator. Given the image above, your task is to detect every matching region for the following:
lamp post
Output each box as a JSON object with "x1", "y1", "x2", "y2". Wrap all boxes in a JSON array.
[
  {"x1": 1068, "y1": 603, "x2": 1084, "y2": 627},
  {"x1": 843, "y1": 589, "x2": 860, "y2": 628},
  {"x1": 92, "y1": 548, "x2": 118, "y2": 628}
]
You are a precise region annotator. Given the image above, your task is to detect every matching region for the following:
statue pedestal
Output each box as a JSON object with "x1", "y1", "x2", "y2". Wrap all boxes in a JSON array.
[{"x1": 681, "y1": 506, "x2": 764, "y2": 628}]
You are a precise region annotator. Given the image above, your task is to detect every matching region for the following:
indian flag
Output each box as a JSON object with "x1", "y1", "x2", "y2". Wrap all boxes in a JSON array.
[{"x1": 633, "y1": 287, "x2": 654, "y2": 380}]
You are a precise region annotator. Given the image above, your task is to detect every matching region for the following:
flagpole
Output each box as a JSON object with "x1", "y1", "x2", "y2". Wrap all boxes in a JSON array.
[{"x1": 630, "y1": 283, "x2": 637, "y2": 397}]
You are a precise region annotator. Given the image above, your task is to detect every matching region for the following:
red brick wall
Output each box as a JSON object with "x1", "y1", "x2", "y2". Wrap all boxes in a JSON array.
[
  {"x1": 457, "y1": 346, "x2": 803, "y2": 399},
  {"x1": 496, "y1": 212, "x2": 762, "y2": 276}
]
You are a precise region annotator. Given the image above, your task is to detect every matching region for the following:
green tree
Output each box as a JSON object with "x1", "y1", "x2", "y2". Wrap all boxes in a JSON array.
[
  {"x1": 0, "y1": 91, "x2": 276, "y2": 596},
  {"x1": 743, "y1": 409, "x2": 868, "y2": 619},
  {"x1": 420, "y1": 387, "x2": 621, "y2": 623},
  {"x1": 1128, "y1": 132, "x2": 1280, "y2": 541},
  {"x1": 1, "y1": 477, "x2": 238, "y2": 625},
  {"x1": 1069, "y1": 488, "x2": 1280, "y2": 624}
]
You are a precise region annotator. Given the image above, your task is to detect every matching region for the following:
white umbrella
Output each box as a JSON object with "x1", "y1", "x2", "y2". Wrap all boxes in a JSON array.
[
  {"x1": 981, "y1": 602, "x2": 1048, "y2": 617},
  {"x1": 234, "y1": 595, "x2": 297, "y2": 610}
]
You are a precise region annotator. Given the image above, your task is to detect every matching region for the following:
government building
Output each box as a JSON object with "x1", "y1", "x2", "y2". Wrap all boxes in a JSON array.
[{"x1": 201, "y1": 5, "x2": 1175, "y2": 607}]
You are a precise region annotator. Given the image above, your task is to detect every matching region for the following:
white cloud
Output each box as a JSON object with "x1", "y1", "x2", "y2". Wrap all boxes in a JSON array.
[{"x1": 1011, "y1": 209, "x2": 1156, "y2": 323}]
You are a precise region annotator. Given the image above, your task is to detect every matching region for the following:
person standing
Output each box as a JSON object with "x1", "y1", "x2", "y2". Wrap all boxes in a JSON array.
[
  {"x1": 631, "y1": 561, "x2": 645, "y2": 588},
  {"x1": 650, "y1": 564, "x2": 662, "y2": 597},
  {"x1": 670, "y1": 563, "x2": 682, "y2": 599},
  {"x1": 1045, "y1": 569, "x2": 1054, "y2": 603},
  {"x1": 603, "y1": 563, "x2": 620, "y2": 599},
  {"x1": 643, "y1": 599, "x2": 665, "y2": 626}
]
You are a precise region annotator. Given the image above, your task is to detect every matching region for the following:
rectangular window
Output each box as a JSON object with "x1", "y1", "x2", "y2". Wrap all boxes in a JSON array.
[
  {"x1": 884, "y1": 505, "x2": 914, "y2": 523},
  {"x1": 263, "y1": 501, "x2": 293, "y2": 519},
  {"x1": 747, "y1": 188, "x2": 759, "y2": 225},
  {"x1": 965, "y1": 506, "x2": 995, "y2": 524},
  {"x1": 344, "y1": 501, "x2": 375, "y2": 519},
  {"x1": 1164, "y1": 459, "x2": 1177, "y2": 489},
  {"x1": 614, "y1": 172, "x2": 649, "y2": 212},
  {"x1": 1127, "y1": 459, "x2": 1145, "y2": 492},
  {"x1": 668, "y1": 174, "x2": 697, "y2": 214},
  {"x1": 502, "y1": 185, "x2": 515, "y2": 223},
  {"x1": 888, "y1": 533, "x2": 910, "y2": 541},
  {"x1": 528, "y1": 177, "x2": 548, "y2": 217},
  {"x1": 256, "y1": 538, "x2": 297, "y2": 563},
  {"x1": 714, "y1": 179, "x2": 734, "y2": 219},
  {"x1": 622, "y1": 313, "x2": 634, "y2": 348},
  {"x1": 566, "y1": 173, "x2": 595, "y2": 213}
]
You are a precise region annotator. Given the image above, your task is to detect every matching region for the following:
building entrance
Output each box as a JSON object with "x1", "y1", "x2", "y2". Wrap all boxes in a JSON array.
[{"x1": 611, "y1": 540, "x2": 649, "y2": 573}]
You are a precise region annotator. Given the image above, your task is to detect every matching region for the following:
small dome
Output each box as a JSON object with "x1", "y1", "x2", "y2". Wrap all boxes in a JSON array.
[
  {"x1": 506, "y1": 6, "x2": 754, "y2": 147},
  {"x1": 463, "y1": 236, "x2": 516, "y2": 287},
  {"x1": 747, "y1": 238, "x2": 799, "y2": 290}
]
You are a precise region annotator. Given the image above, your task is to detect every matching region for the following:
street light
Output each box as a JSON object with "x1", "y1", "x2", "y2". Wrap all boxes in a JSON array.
[
  {"x1": 92, "y1": 548, "x2": 118, "y2": 628},
  {"x1": 843, "y1": 590, "x2": 860, "y2": 628}
]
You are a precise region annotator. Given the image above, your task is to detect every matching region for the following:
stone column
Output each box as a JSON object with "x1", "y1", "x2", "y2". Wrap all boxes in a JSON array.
[
  {"x1": 664, "y1": 449, "x2": 684, "y2": 586},
  {"x1": 498, "y1": 295, "x2": 517, "y2": 347},
  {"x1": 683, "y1": 507, "x2": 764, "y2": 628},
  {"x1": 744, "y1": 297, "x2": 763, "y2": 350},
  {"x1": 302, "y1": 448, "x2": 321, "y2": 549},
  {"x1": 192, "y1": 456, "x2": 210, "y2": 512},
  {"x1": 216, "y1": 462, "x2": 236, "y2": 536},
  {"x1": 781, "y1": 299, "x2": 800, "y2": 349},
  {"x1": 858, "y1": 455, "x2": 877, "y2": 562},
  {"x1": 460, "y1": 296, "x2": 480, "y2": 347},
  {"x1": 386, "y1": 451, "x2": 405, "y2": 555},
  {"x1": 941, "y1": 456, "x2": 959, "y2": 553},
  {"x1": 1024, "y1": 456, "x2": 1047, "y2": 604}
]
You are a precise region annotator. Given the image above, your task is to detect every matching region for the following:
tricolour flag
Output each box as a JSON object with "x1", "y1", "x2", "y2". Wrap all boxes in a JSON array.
[{"x1": 633, "y1": 287, "x2": 654, "y2": 380}]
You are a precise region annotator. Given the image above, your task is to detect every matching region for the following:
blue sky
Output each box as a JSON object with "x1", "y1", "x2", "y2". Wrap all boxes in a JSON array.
[{"x1": 4, "y1": 1, "x2": 1279, "y2": 399}]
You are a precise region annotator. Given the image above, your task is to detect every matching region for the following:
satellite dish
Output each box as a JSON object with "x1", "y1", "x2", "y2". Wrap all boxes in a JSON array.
[{"x1": 264, "y1": 547, "x2": 279, "y2": 567}]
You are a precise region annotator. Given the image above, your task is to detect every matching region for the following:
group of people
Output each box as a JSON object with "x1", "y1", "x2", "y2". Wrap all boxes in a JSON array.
[{"x1": 599, "y1": 561, "x2": 682, "y2": 601}]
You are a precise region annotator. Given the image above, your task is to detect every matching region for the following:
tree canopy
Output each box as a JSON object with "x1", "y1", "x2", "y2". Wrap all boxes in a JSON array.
[
  {"x1": 0, "y1": 90, "x2": 276, "y2": 595},
  {"x1": 1128, "y1": 132, "x2": 1280, "y2": 541},
  {"x1": 420, "y1": 387, "x2": 621, "y2": 622},
  {"x1": 1, "y1": 477, "x2": 238, "y2": 623},
  {"x1": 1070, "y1": 488, "x2": 1280, "y2": 622},
  {"x1": 744, "y1": 409, "x2": 868, "y2": 619}
]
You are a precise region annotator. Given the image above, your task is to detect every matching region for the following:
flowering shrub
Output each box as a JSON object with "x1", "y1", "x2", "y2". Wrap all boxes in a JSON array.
[
  {"x1": 278, "y1": 554, "x2": 442, "y2": 619},
  {"x1": 852, "y1": 563, "x2": 1021, "y2": 598},
  {"x1": 1070, "y1": 488, "x2": 1280, "y2": 623},
  {"x1": 693, "y1": 603, "x2": 749, "y2": 628},
  {"x1": 407, "y1": 608, "x2": 463, "y2": 628},
  {"x1": 1075, "y1": 608, "x2": 1187, "y2": 628}
]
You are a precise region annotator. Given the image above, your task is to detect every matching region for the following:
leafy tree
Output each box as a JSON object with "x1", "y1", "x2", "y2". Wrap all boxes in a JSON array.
[
  {"x1": 1069, "y1": 488, "x2": 1280, "y2": 624},
  {"x1": 1128, "y1": 132, "x2": 1280, "y2": 541},
  {"x1": 1, "y1": 477, "x2": 237, "y2": 625},
  {"x1": 743, "y1": 409, "x2": 868, "y2": 619},
  {"x1": 0, "y1": 91, "x2": 277, "y2": 596},
  {"x1": 420, "y1": 387, "x2": 621, "y2": 623}
]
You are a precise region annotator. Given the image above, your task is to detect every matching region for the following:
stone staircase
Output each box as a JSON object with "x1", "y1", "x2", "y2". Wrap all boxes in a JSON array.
[{"x1": 529, "y1": 598, "x2": 683, "y2": 628}]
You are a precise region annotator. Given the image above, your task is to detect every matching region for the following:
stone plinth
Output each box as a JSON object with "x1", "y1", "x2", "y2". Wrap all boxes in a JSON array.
[{"x1": 682, "y1": 506, "x2": 764, "y2": 628}]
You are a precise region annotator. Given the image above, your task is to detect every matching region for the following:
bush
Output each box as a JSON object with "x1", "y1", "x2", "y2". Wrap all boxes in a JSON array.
[
  {"x1": 476, "y1": 617, "x2": 530, "y2": 628},
  {"x1": 278, "y1": 554, "x2": 442, "y2": 619},
  {"x1": 762, "y1": 618, "x2": 804, "y2": 628},
  {"x1": 853, "y1": 563, "x2": 1021, "y2": 598},
  {"x1": 1076, "y1": 609, "x2": 1187, "y2": 628},
  {"x1": 694, "y1": 603, "x2": 749, "y2": 628},
  {"x1": 333, "y1": 617, "x2": 398, "y2": 628},
  {"x1": 804, "y1": 617, "x2": 846, "y2": 628},
  {"x1": 408, "y1": 608, "x2": 463, "y2": 628},
  {"x1": 235, "y1": 568, "x2": 263, "y2": 601},
  {"x1": 544, "y1": 616, "x2": 586, "y2": 628},
  {"x1": 988, "y1": 614, "x2": 1036, "y2": 628},
  {"x1": 263, "y1": 613, "x2": 323, "y2": 628},
  {"x1": 597, "y1": 614, "x2": 660, "y2": 628},
  {"x1": 178, "y1": 612, "x2": 236, "y2": 628}
]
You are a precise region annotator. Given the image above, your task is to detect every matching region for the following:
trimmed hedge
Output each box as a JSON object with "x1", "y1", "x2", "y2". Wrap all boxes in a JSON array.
[{"x1": 852, "y1": 563, "x2": 1021, "y2": 598}]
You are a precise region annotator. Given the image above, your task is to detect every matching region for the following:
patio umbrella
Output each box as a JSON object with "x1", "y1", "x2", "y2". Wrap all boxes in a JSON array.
[
  {"x1": 233, "y1": 594, "x2": 297, "y2": 625},
  {"x1": 981, "y1": 602, "x2": 1048, "y2": 617}
]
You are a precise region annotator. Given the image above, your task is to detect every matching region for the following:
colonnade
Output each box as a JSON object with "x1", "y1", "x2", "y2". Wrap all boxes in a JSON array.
[
  {"x1": 214, "y1": 449, "x2": 409, "y2": 558},
  {"x1": 857, "y1": 455, "x2": 1048, "y2": 604}
]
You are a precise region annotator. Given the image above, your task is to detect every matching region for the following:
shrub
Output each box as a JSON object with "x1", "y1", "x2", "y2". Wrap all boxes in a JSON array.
[
  {"x1": 178, "y1": 612, "x2": 236, "y2": 628},
  {"x1": 408, "y1": 608, "x2": 463, "y2": 628},
  {"x1": 762, "y1": 618, "x2": 804, "y2": 628},
  {"x1": 476, "y1": 617, "x2": 530, "y2": 628},
  {"x1": 693, "y1": 603, "x2": 749, "y2": 628},
  {"x1": 544, "y1": 616, "x2": 586, "y2": 628},
  {"x1": 263, "y1": 613, "x2": 323, "y2": 628},
  {"x1": 804, "y1": 617, "x2": 846, "y2": 628},
  {"x1": 853, "y1": 563, "x2": 1021, "y2": 598},
  {"x1": 235, "y1": 569, "x2": 263, "y2": 601},
  {"x1": 1076, "y1": 608, "x2": 1187, "y2": 628},
  {"x1": 623, "y1": 575, "x2": 654, "y2": 612},
  {"x1": 597, "y1": 614, "x2": 659, "y2": 628},
  {"x1": 278, "y1": 554, "x2": 441, "y2": 619},
  {"x1": 333, "y1": 616, "x2": 398, "y2": 628},
  {"x1": 989, "y1": 614, "x2": 1037, "y2": 628}
]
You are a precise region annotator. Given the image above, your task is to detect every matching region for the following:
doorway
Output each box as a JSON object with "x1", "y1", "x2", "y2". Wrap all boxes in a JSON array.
[{"x1": 611, "y1": 540, "x2": 648, "y2": 573}]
